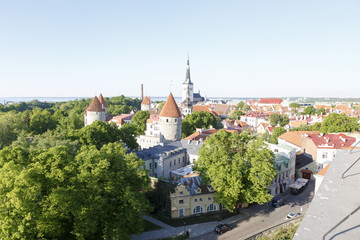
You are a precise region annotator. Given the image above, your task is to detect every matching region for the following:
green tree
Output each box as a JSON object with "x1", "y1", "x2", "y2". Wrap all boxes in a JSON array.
[
  {"x1": 0, "y1": 143, "x2": 151, "y2": 240},
  {"x1": 29, "y1": 110, "x2": 58, "y2": 135},
  {"x1": 317, "y1": 107, "x2": 326, "y2": 115},
  {"x1": 270, "y1": 127, "x2": 287, "y2": 144},
  {"x1": 320, "y1": 113, "x2": 360, "y2": 134},
  {"x1": 119, "y1": 123, "x2": 139, "y2": 150},
  {"x1": 228, "y1": 110, "x2": 245, "y2": 120},
  {"x1": 181, "y1": 111, "x2": 221, "y2": 138},
  {"x1": 194, "y1": 130, "x2": 276, "y2": 212},
  {"x1": 235, "y1": 101, "x2": 245, "y2": 110},
  {"x1": 0, "y1": 112, "x2": 27, "y2": 148},
  {"x1": 289, "y1": 103, "x2": 300, "y2": 109},
  {"x1": 269, "y1": 113, "x2": 289, "y2": 127},
  {"x1": 130, "y1": 110, "x2": 150, "y2": 135},
  {"x1": 242, "y1": 104, "x2": 251, "y2": 112},
  {"x1": 302, "y1": 106, "x2": 316, "y2": 115},
  {"x1": 76, "y1": 121, "x2": 121, "y2": 149}
]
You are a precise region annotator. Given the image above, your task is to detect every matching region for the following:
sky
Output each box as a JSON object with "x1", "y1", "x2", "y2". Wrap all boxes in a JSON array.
[{"x1": 0, "y1": 0, "x2": 359, "y2": 98}]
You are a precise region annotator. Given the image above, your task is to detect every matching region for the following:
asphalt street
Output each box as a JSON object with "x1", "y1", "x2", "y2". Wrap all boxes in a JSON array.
[{"x1": 192, "y1": 180, "x2": 315, "y2": 240}]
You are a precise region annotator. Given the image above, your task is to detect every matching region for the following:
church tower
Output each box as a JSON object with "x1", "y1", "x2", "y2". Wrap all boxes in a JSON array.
[
  {"x1": 159, "y1": 93, "x2": 182, "y2": 142},
  {"x1": 182, "y1": 57, "x2": 194, "y2": 103}
]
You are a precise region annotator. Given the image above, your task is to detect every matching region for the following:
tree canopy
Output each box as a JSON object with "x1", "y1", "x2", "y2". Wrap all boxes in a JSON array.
[
  {"x1": 194, "y1": 130, "x2": 276, "y2": 212},
  {"x1": 289, "y1": 103, "x2": 300, "y2": 109},
  {"x1": 235, "y1": 102, "x2": 251, "y2": 112},
  {"x1": 270, "y1": 127, "x2": 287, "y2": 144},
  {"x1": 181, "y1": 111, "x2": 222, "y2": 138},
  {"x1": 228, "y1": 110, "x2": 245, "y2": 120},
  {"x1": 302, "y1": 106, "x2": 316, "y2": 115},
  {"x1": 130, "y1": 110, "x2": 150, "y2": 135},
  {"x1": 0, "y1": 143, "x2": 151, "y2": 240},
  {"x1": 320, "y1": 113, "x2": 360, "y2": 134},
  {"x1": 269, "y1": 113, "x2": 289, "y2": 127},
  {"x1": 0, "y1": 112, "x2": 27, "y2": 149}
]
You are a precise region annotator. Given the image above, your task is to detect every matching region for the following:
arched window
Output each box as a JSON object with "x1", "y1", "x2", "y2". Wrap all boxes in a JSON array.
[
  {"x1": 207, "y1": 204, "x2": 217, "y2": 212},
  {"x1": 193, "y1": 206, "x2": 203, "y2": 214}
]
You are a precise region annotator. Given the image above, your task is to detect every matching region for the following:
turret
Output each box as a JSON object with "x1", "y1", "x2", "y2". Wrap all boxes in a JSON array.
[
  {"x1": 159, "y1": 93, "x2": 182, "y2": 142},
  {"x1": 84, "y1": 95, "x2": 107, "y2": 126}
]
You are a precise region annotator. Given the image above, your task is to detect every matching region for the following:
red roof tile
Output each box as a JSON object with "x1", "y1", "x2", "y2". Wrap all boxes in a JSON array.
[
  {"x1": 307, "y1": 133, "x2": 356, "y2": 149},
  {"x1": 141, "y1": 96, "x2": 151, "y2": 105},
  {"x1": 259, "y1": 98, "x2": 283, "y2": 104},
  {"x1": 87, "y1": 96, "x2": 105, "y2": 112},
  {"x1": 159, "y1": 93, "x2": 182, "y2": 117},
  {"x1": 98, "y1": 93, "x2": 107, "y2": 108}
]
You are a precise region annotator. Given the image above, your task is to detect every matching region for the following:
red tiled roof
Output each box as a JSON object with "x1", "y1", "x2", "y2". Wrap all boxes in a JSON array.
[
  {"x1": 259, "y1": 98, "x2": 283, "y2": 104},
  {"x1": 185, "y1": 128, "x2": 240, "y2": 141},
  {"x1": 159, "y1": 93, "x2": 182, "y2": 117},
  {"x1": 193, "y1": 105, "x2": 219, "y2": 116},
  {"x1": 278, "y1": 131, "x2": 320, "y2": 147},
  {"x1": 87, "y1": 96, "x2": 105, "y2": 112},
  {"x1": 141, "y1": 96, "x2": 151, "y2": 105},
  {"x1": 307, "y1": 133, "x2": 356, "y2": 149},
  {"x1": 98, "y1": 93, "x2": 107, "y2": 108}
]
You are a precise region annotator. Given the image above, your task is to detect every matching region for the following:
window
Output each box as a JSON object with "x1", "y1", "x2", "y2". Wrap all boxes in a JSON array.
[
  {"x1": 179, "y1": 200, "x2": 184, "y2": 204},
  {"x1": 175, "y1": 119, "x2": 177, "y2": 122},
  {"x1": 166, "y1": 119, "x2": 169, "y2": 123},
  {"x1": 207, "y1": 204, "x2": 217, "y2": 212},
  {"x1": 170, "y1": 162, "x2": 172, "y2": 167},
  {"x1": 193, "y1": 206, "x2": 203, "y2": 214},
  {"x1": 149, "y1": 163, "x2": 152, "y2": 169},
  {"x1": 208, "y1": 197, "x2": 211, "y2": 200},
  {"x1": 274, "y1": 149, "x2": 279, "y2": 153},
  {"x1": 155, "y1": 162, "x2": 157, "y2": 169},
  {"x1": 180, "y1": 191, "x2": 183, "y2": 195},
  {"x1": 154, "y1": 173, "x2": 157, "y2": 177},
  {"x1": 179, "y1": 209, "x2": 184, "y2": 217},
  {"x1": 178, "y1": 158, "x2": 180, "y2": 164},
  {"x1": 174, "y1": 159, "x2": 176, "y2": 166},
  {"x1": 199, "y1": 198, "x2": 203, "y2": 201},
  {"x1": 195, "y1": 199, "x2": 198, "y2": 202},
  {"x1": 322, "y1": 152, "x2": 328, "y2": 159},
  {"x1": 183, "y1": 156, "x2": 185, "y2": 162}
]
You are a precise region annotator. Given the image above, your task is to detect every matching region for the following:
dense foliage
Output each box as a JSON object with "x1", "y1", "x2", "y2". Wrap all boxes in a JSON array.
[
  {"x1": 181, "y1": 111, "x2": 222, "y2": 138},
  {"x1": 269, "y1": 113, "x2": 289, "y2": 127},
  {"x1": 320, "y1": 113, "x2": 360, "y2": 134},
  {"x1": 228, "y1": 110, "x2": 245, "y2": 120},
  {"x1": 194, "y1": 130, "x2": 276, "y2": 212},
  {"x1": 270, "y1": 127, "x2": 287, "y2": 144},
  {"x1": 0, "y1": 96, "x2": 150, "y2": 239}
]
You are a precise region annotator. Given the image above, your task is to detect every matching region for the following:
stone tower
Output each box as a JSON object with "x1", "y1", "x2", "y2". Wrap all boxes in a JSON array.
[
  {"x1": 182, "y1": 57, "x2": 194, "y2": 103},
  {"x1": 141, "y1": 96, "x2": 151, "y2": 111},
  {"x1": 159, "y1": 93, "x2": 182, "y2": 142},
  {"x1": 84, "y1": 95, "x2": 107, "y2": 126},
  {"x1": 182, "y1": 87, "x2": 193, "y2": 116}
]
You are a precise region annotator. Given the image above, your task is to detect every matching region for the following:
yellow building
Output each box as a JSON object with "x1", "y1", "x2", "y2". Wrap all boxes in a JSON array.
[{"x1": 170, "y1": 177, "x2": 248, "y2": 218}]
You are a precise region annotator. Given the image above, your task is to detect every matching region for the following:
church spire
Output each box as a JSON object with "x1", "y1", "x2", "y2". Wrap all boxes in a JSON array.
[{"x1": 185, "y1": 56, "x2": 191, "y2": 84}]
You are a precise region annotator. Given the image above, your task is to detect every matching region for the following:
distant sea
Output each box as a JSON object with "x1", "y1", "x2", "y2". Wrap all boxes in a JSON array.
[
  {"x1": 0, "y1": 96, "x2": 259, "y2": 104},
  {"x1": 0, "y1": 96, "x2": 182, "y2": 104}
]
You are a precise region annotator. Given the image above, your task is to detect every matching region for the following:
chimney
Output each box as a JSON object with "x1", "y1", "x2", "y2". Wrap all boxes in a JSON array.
[{"x1": 141, "y1": 83, "x2": 144, "y2": 100}]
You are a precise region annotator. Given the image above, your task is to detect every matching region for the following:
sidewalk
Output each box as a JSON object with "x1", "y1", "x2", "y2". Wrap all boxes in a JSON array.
[{"x1": 131, "y1": 206, "x2": 261, "y2": 240}]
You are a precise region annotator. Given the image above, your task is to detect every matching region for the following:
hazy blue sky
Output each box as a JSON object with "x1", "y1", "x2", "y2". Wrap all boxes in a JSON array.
[{"x1": 1, "y1": 1, "x2": 359, "y2": 98}]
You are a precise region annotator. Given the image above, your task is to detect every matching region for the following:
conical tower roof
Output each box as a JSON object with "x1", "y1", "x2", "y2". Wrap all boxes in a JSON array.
[
  {"x1": 87, "y1": 96, "x2": 105, "y2": 112},
  {"x1": 160, "y1": 93, "x2": 182, "y2": 117},
  {"x1": 98, "y1": 93, "x2": 107, "y2": 108},
  {"x1": 141, "y1": 96, "x2": 151, "y2": 105}
]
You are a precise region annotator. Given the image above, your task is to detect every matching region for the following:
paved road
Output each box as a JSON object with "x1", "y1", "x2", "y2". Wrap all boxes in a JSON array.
[{"x1": 192, "y1": 180, "x2": 315, "y2": 240}]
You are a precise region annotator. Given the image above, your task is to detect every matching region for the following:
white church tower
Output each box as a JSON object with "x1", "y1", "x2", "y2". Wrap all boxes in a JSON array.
[{"x1": 182, "y1": 57, "x2": 194, "y2": 103}]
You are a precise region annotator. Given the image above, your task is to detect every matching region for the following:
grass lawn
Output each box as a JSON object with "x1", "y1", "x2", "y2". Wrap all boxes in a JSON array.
[{"x1": 143, "y1": 219, "x2": 162, "y2": 232}]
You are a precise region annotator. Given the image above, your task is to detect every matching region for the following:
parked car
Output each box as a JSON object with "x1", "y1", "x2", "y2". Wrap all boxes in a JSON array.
[
  {"x1": 214, "y1": 224, "x2": 233, "y2": 234},
  {"x1": 271, "y1": 196, "x2": 286, "y2": 208},
  {"x1": 286, "y1": 212, "x2": 301, "y2": 220}
]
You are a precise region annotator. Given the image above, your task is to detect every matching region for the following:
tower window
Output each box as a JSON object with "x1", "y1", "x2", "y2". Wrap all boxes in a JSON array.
[
  {"x1": 166, "y1": 119, "x2": 169, "y2": 123},
  {"x1": 175, "y1": 119, "x2": 177, "y2": 122}
]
